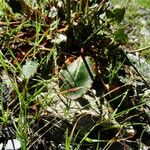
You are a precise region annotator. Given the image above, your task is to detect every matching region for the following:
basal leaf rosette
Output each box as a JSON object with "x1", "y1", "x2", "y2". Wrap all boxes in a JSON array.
[{"x1": 59, "y1": 56, "x2": 96, "y2": 99}]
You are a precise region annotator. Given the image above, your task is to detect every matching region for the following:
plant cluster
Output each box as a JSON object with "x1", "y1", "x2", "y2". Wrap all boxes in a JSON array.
[{"x1": 0, "y1": 0, "x2": 150, "y2": 149}]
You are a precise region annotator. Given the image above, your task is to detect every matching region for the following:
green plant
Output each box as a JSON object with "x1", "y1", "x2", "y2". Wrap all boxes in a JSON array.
[{"x1": 0, "y1": 0, "x2": 150, "y2": 149}]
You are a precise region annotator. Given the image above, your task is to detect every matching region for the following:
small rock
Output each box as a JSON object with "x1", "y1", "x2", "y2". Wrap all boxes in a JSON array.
[
  {"x1": 5, "y1": 139, "x2": 21, "y2": 150},
  {"x1": 0, "y1": 143, "x2": 3, "y2": 150}
]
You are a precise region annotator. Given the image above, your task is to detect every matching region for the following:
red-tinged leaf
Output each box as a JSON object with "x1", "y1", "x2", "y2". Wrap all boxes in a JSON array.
[{"x1": 59, "y1": 56, "x2": 96, "y2": 99}]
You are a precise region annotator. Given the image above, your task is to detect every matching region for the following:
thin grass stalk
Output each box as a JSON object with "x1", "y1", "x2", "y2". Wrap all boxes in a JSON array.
[
  {"x1": 79, "y1": 0, "x2": 83, "y2": 12},
  {"x1": 65, "y1": 128, "x2": 71, "y2": 150}
]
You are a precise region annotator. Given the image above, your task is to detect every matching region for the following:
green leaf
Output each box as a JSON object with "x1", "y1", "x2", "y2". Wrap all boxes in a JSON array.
[
  {"x1": 113, "y1": 7, "x2": 125, "y2": 23},
  {"x1": 22, "y1": 60, "x2": 39, "y2": 79},
  {"x1": 106, "y1": 7, "x2": 125, "y2": 23},
  {"x1": 114, "y1": 29, "x2": 128, "y2": 43},
  {"x1": 59, "y1": 56, "x2": 96, "y2": 99}
]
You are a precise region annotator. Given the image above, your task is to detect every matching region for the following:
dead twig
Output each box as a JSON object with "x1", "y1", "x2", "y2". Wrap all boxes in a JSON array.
[
  {"x1": 127, "y1": 45, "x2": 150, "y2": 53},
  {"x1": 0, "y1": 21, "x2": 21, "y2": 26}
]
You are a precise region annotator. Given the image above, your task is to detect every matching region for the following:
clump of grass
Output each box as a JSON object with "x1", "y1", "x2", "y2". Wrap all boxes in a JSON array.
[{"x1": 0, "y1": 0, "x2": 150, "y2": 149}]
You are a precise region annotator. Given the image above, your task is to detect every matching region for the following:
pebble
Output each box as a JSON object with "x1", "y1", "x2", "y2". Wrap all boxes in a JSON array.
[{"x1": 5, "y1": 139, "x2": 21, "y2": 150}]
